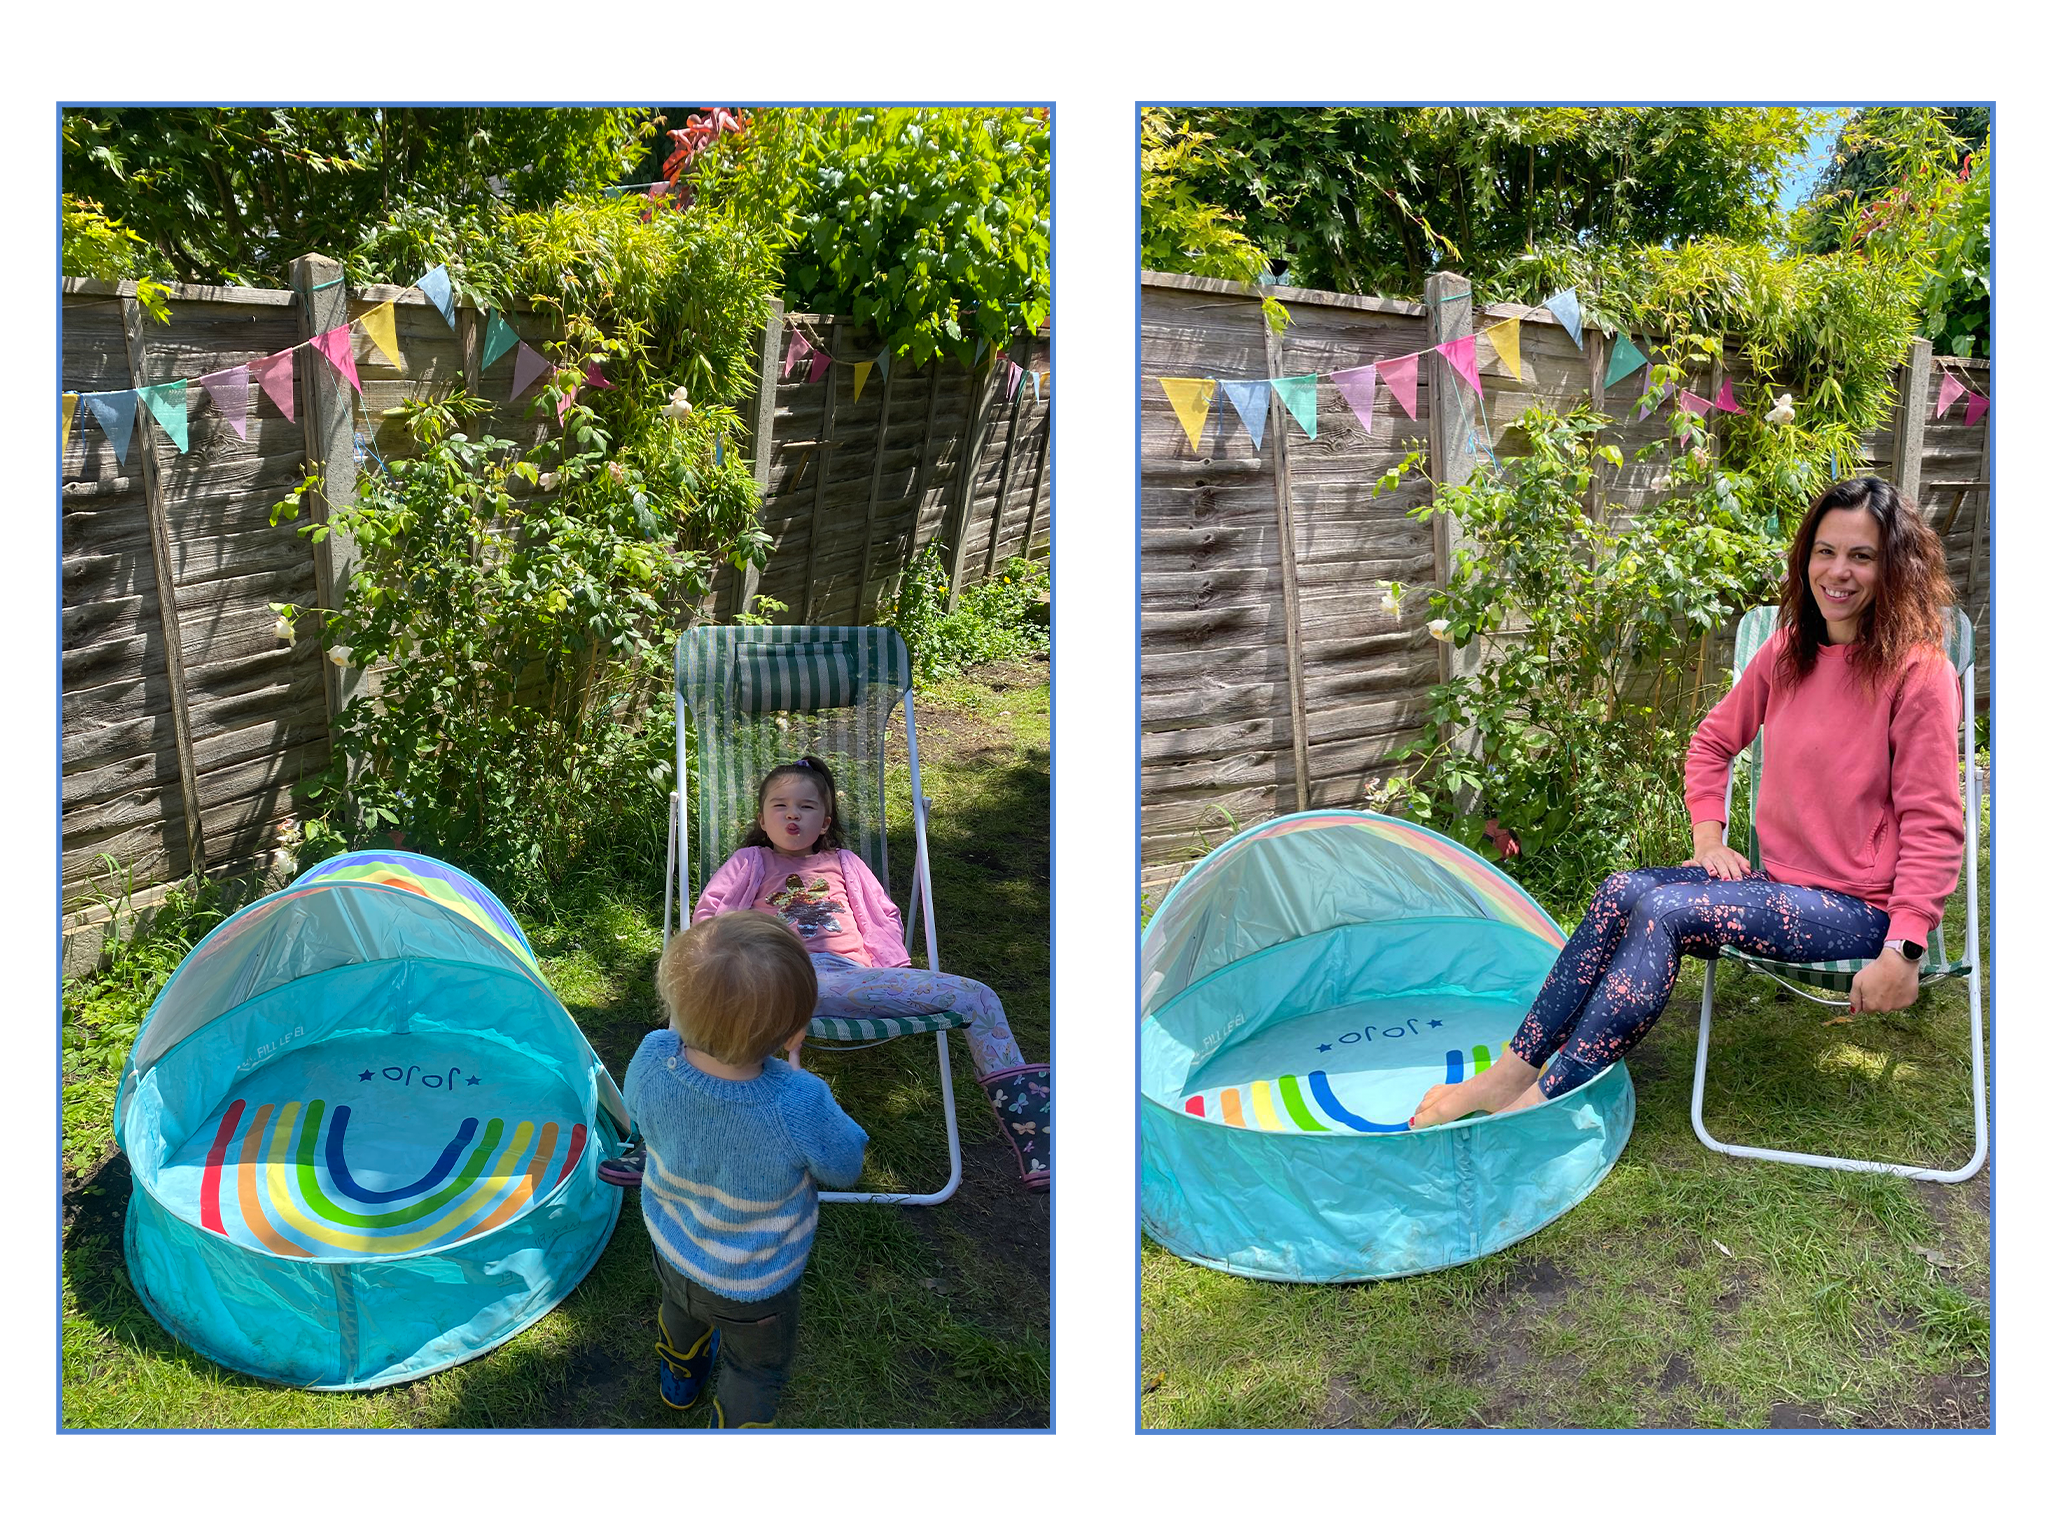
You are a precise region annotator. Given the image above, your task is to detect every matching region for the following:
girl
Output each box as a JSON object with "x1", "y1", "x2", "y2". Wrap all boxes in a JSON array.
[
  {"x1": 699, "y1": 756, "x2": 1044, "y2": 1183},
  {"x1": 1411, "y1": 477, "x2": 1966, "y2": 1129}
]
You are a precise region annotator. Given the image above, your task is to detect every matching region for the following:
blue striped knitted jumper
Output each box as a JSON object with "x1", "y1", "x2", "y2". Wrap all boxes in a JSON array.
[{"x1": 623, "y1": 1029, "x2": 869, "y2": 1301}]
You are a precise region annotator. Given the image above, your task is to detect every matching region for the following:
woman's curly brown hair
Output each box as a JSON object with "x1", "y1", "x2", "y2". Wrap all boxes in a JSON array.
[{"x1": 1775, "y1": 476, "x2": 1953, "y2": 691}]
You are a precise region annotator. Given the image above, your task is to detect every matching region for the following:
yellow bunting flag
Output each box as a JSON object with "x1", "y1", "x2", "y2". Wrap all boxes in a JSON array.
[
  {"x1": 852, "y1": 359, "x2": 873, "y2": 403},
  {"x1": 62, "y1": 391, "x2": 79, "y2": 450},
  {"x1": 359, "y1": 302, "x2": 404, "y2": 369},
  {"x1": 1485, "y1": 319, "x2": 1523, "y2": 381},
  {"x1": 1160, "y1": 377, "x2": 1216, "y2": 452}
]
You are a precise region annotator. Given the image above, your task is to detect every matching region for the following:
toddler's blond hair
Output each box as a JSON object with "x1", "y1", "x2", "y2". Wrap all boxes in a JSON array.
[{"x1": 658, "y1": 911, "x2": 817, "y2": 1065}]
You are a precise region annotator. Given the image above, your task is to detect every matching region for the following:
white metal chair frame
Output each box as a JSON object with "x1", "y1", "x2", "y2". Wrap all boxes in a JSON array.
[
  {"x1": 662, "y1": 627, "x2": 961, "y2": 1206},
  {"x1": 1690, "y1": 606, "x2": 1987, "y2": 1182}
]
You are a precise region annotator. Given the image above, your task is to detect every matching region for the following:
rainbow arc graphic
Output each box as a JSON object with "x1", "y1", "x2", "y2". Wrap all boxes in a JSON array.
[
  {"x1": 199, "y1": 1098, "x2": 588, "y2": 1257},
  {"x1": 1182, "y1": 1041, "x2": 1510, "y2": 1135}
]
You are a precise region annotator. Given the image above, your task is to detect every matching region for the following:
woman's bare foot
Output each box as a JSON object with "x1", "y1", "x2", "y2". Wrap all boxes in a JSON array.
[{"x1": 1409, "y1": 1053, "x2": 1541, "y2": 1129}]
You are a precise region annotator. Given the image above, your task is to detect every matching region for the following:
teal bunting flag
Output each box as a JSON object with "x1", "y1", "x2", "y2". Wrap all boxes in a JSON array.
[
  {"x1": 1603, "y1": 334, "x2": 1648, "y2": 391},
  {"x1": 1219, "y1": 379, "x2": 1270, "y2": 451},
  {"x1": 83, "y1": 390, "x2": 138, "y2": 464},
  {"x1": 481, "y1": 310, "x2": 520, "y2": 371},
  {"x1": 876, "y1": 350, "x2": 891, "y2": 381},
  {"x1": 137, "y1": 381, "x2": 190, "y2": 453},
  {"x1": 1271, "y1": 374, "x2": 1318, "y2": 439}
]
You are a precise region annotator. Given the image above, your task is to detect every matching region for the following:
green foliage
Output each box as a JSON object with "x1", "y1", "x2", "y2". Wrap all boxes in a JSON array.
[
  {"x1": 883, "y1": 550, "x2": 1050, "y2": 683},
  {"x1": 61, "y1": 107, "x2": 649, "y2": 286},
  {"x1": 1377, "y1": 404, "x2": 1785, "y2": 908},
  {"x1": 1139, "y1": 110, "x2": 1288, "y2": 332},
  {"x1": 1164, "y1": 107, "x2": 1817, "y2": 297},
  {"x1": 691, "y1": 108, "x2": 1051, "y2": 367},
  {"x1": 60, "y1": 193, "x2": 173, "y2": 322}
]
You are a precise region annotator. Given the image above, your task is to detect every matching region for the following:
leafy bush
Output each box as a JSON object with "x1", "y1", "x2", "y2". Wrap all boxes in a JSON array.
[
  {"x1": 61, "y1": 193, "x2": 172, "y2": 321},
  {"x1": 884, "y1": 550, "x2": 1050, "y2": 683},
  {"x1": 1377, "y1": 403, "x2": 1783, "y2": 908}
]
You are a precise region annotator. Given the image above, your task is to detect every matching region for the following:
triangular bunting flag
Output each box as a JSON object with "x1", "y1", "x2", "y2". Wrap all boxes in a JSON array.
[
  {"x1": 1219, "y1": 379, "x2": 1270, "y2": 451},
  {"x1": 1964, "y1": 391, "x2": 1988, "y2": 428},
  {"x1": 249, "y1": 349, "x2": 296, "y2": 422},
  {"x1": 1604, "y1": 334, "x2": 1648, "y2": 391},
  {"x1": 1378, "y1": 352, "x2": 1421, "y2": 419},
  {"x1": 808, "y1": 350, "x2": 830, "y2": 385},
  {"x1": 1005, "y1": 359, "x2": 1022, "y2": 399},
  {"x1": 198, "y1": 366, "x2": 250, "y2": 440},
  {"x1": 877, "y1": 350, "x2": 893, "y2": 381},
  {"x1": 310, "y1": 324, "x2": 362, "y2": 394},
  {"x1": 1332, "y1": 365, "x2": 1376, "y2": 434},
  {"x1": 1484, "y1": 319, "x2": 1523, "y2": 381},
  {"x1": 137, "y1": 381, "x2": 190, "y2": 453},
  {"x1": 359, "y1": 302, "x2": 403, "y2": 369},
  {"x1": 1713, "y1": 377, "x2": 1745, "y2": 415},
  {"x1": 417, "y1": 264, "x2": 457, "y2": 330},
  {"x1": 1638, "y1": 382, "x2": 1673, "y2": 422},
  {"x1": 1935, "y1": 372, "x2": 1966, "y2": 418},
  {"x1": 62, "y1": 392, "x2": 78, "y2": 450},
  {"x1": 83, "y1": 390, "x2": 138, "y2": 465},
  {"x1": 1677, "y1": 389, "x2": 1715, "y2": 416},
  {"x1": 783, "y1": 332, "x2": 811, "y2": 379},
  {"x1": 584, "y1": 361, "x2": 615, "y2": 389},
  {"x1": 1271, "y1": 374, "x2": 1318, "y2": 439},
  {"x1": 1159, "y1": 377, "x2": 1215, "y2": 452},
  {"x1": 1029, "y1": 370, "x2": 1042, "y2": 404},
  {"x1": 1543, "y1": 288, "x2": 1583, "y2": 349},
  {"x1": 510, "y1": 343, "x2": 551, "y2": 399},
  {"x1": 852, "y1": 360, "x2": 873, "y2": 402},
  {"x1": 481, "y1": 310, "x2": 520, "y2": 371},
  {"x1": 972, "y1": 338, "x2": 988, "y2": 366},
  {"x1": 1437, "y1": 335, "x2": 1484, "y2": 398}
]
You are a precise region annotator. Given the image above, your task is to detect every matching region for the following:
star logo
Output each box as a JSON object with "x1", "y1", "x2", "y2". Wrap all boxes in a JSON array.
[
  {"x1": 466, "y1": 1075, "x2": 481, "y2": 1086},
  {"x1": 1316, "y1": 1042, "x2": 1332, "y2": 1053},
  {"x1": 358, "y1": 1069, "x2": 375, "y2": 1081}
]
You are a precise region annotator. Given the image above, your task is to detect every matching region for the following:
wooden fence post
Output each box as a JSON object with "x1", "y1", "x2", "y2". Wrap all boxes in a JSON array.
[
  {"x1": 1425, "y1": 272, "x2": 1482, "y2": 797},
  {"x1": 801, "y1": 318, "x2": 842, "y2": 623},
  {"x1": 1261, "y1": 307, "x2": 1312, "y2": 813},
  {"x1": 120, "y1": 295, "x2": 208, "y2": 877},
  {"x1": 942, "y1": 360, "x2": 997, "y2": 613},
  {"x1": 289, "y1": 254, "x2": 363, "y2": 724},
  {"x1": 1893, "y1": 337, "x2": 1932, "y2": 504},
  {"x1": 1020, "y1": 412, "x2": 1050, "y2": 561}
]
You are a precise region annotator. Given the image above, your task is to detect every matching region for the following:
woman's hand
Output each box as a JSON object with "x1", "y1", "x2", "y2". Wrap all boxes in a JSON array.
[{"x1": 1848, "y1": 948, "x2": 1920, "y2": 1016}]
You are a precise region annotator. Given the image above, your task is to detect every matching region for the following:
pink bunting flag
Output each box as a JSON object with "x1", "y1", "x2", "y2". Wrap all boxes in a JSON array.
[
  {"x1": 1638, "y1": 382, "x2": 1673, "y2": 422},
  {"x1": 309, "y1": 325, "x2": 361, "y2": 394},
  {"x1": 198, "y1": 365, "x2": 251, "y2": 440},
  {"x1": 1964, "y1": 391, "x2": 1988, "y2": 428},
  {"x1": 1677, "y1": 389, "x2": 1716, "y2": 416},
  {"x1": 584, "y1": 362, "x2": 615, "y2": 390},
  {"x1": 1005, "y1": 359, "x2": 1022, "y2": 399},
  {"x1": 557, "y1": 384, "x2": 579, "y2": 422},
  {"x1": 248, "y1": 350, "x2": 296, "y2": 422},
  {"x1": 1332, "y1": 365, "x2": 1376, "y2": 434},
  {"x1": 510, "y1": 342, "x2": 551, "y2": 399},
  {"x1": 808, "y1": 350, "x2": 830, "y2": 384},
  {"x1": 783, "y1": 333, "x2": 811, "y2": 379},
  {"x1": 1436, "y1": 334, "x2": 1484, "y2": 397},
  {"x1": 1378, "y1": 352, "x2": 1421, "y2": 419},
  {"x1": 1713, "y1": 378, "x2": 1745, "y2": 415},
  {"x1": 1935, "y1": 372, "x2": 1966, "y2": 418}
]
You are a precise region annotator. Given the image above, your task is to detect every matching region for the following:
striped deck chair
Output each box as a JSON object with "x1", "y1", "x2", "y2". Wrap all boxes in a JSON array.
[
  {"x1": 1690, "y1": 605, "x2": 1987, "y2": 1182},
  {"x1": 665, "y1": 625, "x2": 964, "y2": 1205}
]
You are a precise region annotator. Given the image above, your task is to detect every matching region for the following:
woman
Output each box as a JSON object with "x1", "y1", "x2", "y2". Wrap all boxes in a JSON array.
[{"x1": 1411, "y1": 477, "x2": 1965, "y2": 1129}]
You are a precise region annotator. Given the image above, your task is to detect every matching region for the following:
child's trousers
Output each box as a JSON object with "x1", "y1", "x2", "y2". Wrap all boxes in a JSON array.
[
  {"x1": 651, "y1": 1250, "x2": 800, "y2": 1427},
  {"x1": 809, "y1": 952, "x2": 1027, "y2": 1079}
]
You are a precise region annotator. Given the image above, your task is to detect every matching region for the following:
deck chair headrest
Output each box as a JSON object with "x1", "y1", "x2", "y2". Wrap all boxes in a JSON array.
[{"x1": 731, "y1": 638, "x2": 865, "y2": 714}]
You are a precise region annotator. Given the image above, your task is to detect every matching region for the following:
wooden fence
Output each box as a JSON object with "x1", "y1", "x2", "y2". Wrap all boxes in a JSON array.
[
  {"x1": 60, "y1": 269, "x2": 1050, "y2": 965},
  {"x1": 1140, "y1": 270, "x2": 1991, "y2": 894}
]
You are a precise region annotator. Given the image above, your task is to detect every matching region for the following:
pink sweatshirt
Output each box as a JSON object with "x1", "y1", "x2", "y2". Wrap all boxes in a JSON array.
[
  {"x1": 693, "y1": 845, "x2": 911, "y2": 967},
  {"x1": 1684, "y1": 630, "x2": 1964, "y2": 946}
]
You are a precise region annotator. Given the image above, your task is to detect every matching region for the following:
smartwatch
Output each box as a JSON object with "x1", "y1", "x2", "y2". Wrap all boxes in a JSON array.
[{"x1": 1883, "y1": 938, "x2": 1926, "y2": 962}]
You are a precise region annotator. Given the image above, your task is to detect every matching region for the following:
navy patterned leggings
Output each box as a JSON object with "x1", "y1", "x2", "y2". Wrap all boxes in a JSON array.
[{"x1": 1512, "y1": 867, "x2": 1889, "y2": 1098}]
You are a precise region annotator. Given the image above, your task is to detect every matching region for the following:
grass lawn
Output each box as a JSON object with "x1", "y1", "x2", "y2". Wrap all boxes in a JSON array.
[
  {"x1": 61, "y1": 656, "x2": 1050, "y2": 1430},
  {"x1": 1141, "y1": 803, "x2": 1991, "y2": 1430}
]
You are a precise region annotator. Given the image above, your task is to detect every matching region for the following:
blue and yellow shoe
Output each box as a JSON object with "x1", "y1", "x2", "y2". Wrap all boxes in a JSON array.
[
  {"x1": 710, "y1": 1398, "x2": 775, "y2": 1428},
  {"x1": 656, "y1": 1327, "x2": 718, "y2": 1411}
]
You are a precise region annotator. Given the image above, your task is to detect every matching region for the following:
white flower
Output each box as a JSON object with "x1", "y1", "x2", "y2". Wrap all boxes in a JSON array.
[
  {"x1": 1766, "y1": 393, "x2": 1795, "y2": 425},
  {"x1": 274, "y1": 616, "x2": 294, "y2": 643},
  {"x1": 607, "y1": 461, "x2": 626, "y2": 485},
  {"x1": 1427, "y1": 618, "x2": 1450, "y2": 640},
  {"x1": 662, "y1": 384, "x2": 692, "y2": 420},
  {"x1": 326, "y1": 645, "x2": 353, "y2": 667},
  {"x1": 1378, "y1": 582, "x2": 1401, "y2": 615},
  {"x1": 539, "y1": 471, "x2": 560, "y2": 491}
]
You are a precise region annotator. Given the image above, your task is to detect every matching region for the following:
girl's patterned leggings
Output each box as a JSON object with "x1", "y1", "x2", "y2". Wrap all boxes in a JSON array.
[
  {"x1": 809, "y1": 953, "x2": 1027, "y2": 1079},
  {"x1": 1512, "y1": 867, "x2": 1889, "y2": 1098}
]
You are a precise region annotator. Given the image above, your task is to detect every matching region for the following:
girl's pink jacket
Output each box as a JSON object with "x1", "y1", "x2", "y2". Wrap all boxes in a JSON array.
[{"x1": 692, "y1": 845, "x2": 912, "y2": 967}]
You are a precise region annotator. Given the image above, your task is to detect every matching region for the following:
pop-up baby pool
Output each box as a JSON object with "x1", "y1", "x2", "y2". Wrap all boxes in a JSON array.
[{"x1": 1141, "y1": 811, "x2": 1633, "y2": 1282}]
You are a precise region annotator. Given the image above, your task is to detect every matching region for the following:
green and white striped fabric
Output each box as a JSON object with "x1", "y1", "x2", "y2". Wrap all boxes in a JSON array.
[
  {"x1": 675, "y1": 625, "x2": 966, "y2": 1040},
  {"x1": 1723, "y1": 605, "x2": 1974, "y2": 992}
]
